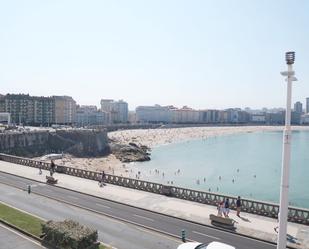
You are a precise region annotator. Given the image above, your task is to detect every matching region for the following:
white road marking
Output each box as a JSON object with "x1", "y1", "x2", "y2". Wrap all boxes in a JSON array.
[
  {"x1": 133, "y1": 214, "x2": 154, "y2": 222},
  {"x1": 192, "y1": 231, "x2": 221, "y2": 240},
  {"x1": 67, "y1": 196, "x2": 79, "y2": 200},
  {"x1": 95, "y1": 203, "x2": 111, "y2": 209}
]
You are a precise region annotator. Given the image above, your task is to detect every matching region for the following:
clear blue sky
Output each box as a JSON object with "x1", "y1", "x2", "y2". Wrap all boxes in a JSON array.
[{"x1": 0, "y1": 0, "x2": 308, "y2": 110}]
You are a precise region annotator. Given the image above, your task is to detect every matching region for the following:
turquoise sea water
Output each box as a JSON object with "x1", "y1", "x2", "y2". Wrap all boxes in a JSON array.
[{"x1": 132, "y1": 131, "x2": 309, "y2": 208}]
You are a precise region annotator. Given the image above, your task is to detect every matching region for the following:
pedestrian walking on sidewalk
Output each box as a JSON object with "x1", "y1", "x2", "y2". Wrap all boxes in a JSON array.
[
  {"x1": 224, "y1": 198, "x2": 230, "y2": 217},
  {"x1": 217, "y1": 200, "x2": 224, "y2": 217},
  {"x1": 99, "y1": 171, "x2": 106, "y2": 187},
  {"x1": 236, "y1": 196, "x2": 242, "y2": 217},
  {"x1": 50, "y1": 160, "x2": 56, "y2": 176},
  {"x1": 39, "y1": 162, "x2": 42, "y2": 175}
]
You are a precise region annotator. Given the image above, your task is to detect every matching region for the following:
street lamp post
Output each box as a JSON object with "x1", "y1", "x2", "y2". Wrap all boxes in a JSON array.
[{"x1": 277, "y1": 51, "x2": 297, "y2": 249}]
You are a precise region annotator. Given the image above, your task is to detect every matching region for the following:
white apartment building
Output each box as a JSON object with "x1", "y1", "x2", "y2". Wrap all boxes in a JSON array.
[
  {"x1": 171, "y1": 107, "x2": 200, "y2": 123},
  {"x1": 199, "y1": 110, "x2": 220, "y2": 123},
  {"x1": 100, "y1": 99, "x2": 128, "y2": 123},
  {"x1": 76, "y1": 105, "x2": 109, "y2": 126},
  {"x1": 136, "y1": 105, "x2": 171, "y2": 123}
]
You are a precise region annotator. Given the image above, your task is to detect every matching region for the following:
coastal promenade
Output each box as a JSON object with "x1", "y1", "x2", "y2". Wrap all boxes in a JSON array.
[{"x1": 0, "y1": 160, "x2": 308, "y2": 249}]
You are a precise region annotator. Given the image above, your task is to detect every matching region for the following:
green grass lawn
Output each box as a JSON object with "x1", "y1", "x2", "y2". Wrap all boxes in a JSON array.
[
  {"x1": 0, "y1": 203, "x2": 110, "y2": 248},
  {"x1": 0, "y1": 203, "x2": 44, "y2": 237}
]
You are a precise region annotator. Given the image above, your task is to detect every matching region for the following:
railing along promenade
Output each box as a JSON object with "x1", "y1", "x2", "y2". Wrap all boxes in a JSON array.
[{"x1": 0, "y1": 153, "x2": 308, "y2": 225}]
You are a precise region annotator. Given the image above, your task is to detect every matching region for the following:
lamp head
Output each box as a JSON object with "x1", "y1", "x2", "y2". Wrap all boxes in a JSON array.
[{"x1": 285, "y1": 51, "x2": 295, "y2": 65}]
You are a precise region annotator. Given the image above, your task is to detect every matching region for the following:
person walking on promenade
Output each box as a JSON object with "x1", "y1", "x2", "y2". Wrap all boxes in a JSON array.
[
  {"x1": 224, "y1": 198, "x2": 230, "y2": 217},
  {"x1": 99, "y1": 171, "x2": 106, "y2": 187},
  {"x1": 39, "y1": 162, "x2": 42, "y2": 175},
  {"x1": 50, "y1": 160, "x2": 56, "y2": 176},
  {"x1": 236, "y1": 196, "x2": 242, "y2": 217},
  {"x1": 217, "y1": 200, "x2": 224, "y2": 217}
]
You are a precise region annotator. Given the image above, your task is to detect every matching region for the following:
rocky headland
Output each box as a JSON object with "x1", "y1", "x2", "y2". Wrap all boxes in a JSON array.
[
  {"x1": 109, "y1": 142, "x2": 151, "y2": 163},
  {"x1": 0, "y1": 129, "x2": 110, "y2": 157}
]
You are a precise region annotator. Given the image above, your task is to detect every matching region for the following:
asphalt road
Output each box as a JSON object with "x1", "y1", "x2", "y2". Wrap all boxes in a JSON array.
[
  {"x1": 0, "y1": 224, "x2": 44, "y2": 249},
  {"x1": 0, "y1": 171, "x2": 277, "y2": 249}
]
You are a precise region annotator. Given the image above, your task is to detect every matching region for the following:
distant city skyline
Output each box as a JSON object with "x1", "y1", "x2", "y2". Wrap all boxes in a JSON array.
[
  {"x1": 1, "y1": 92, "x2": 308, "y2": 113},
  {"x1": 1, "y1": 1, "x2": 309, "y2": 110},
  {"x1": 1, "y1": 92, "x2": 307, "y2": 125}
]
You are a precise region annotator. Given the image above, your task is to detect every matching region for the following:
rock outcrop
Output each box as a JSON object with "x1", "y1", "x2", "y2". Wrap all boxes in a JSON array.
[{"x1": 110, "y1": 142, "x2": 151, "y2": 163}]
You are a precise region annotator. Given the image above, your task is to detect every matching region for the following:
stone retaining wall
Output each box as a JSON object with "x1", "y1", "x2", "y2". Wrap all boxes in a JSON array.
[{"x1": 0, "y1": 153, "x2": 308, "y2": 225}]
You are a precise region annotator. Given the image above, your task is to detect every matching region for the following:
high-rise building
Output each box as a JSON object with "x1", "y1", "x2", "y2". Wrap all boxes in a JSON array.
[
  {"x1": 33, "y1": 96, "x2": 54, "y2": 125},
  {"x1": 53, "y1": 96, "x2": 76, "y2": 125},
  {"x1": 4, "y1": 94, "x2": 32, "y2": 124},
  {"x1": 294, "y1": 101, "x2": 303, "y2": 114},
  {"x1": 1, "y1": 94, "x2": 77, "y2": 126},
  {"x1": 1, "y1": 94, "x2": 54, "y2": 125},
  {"x1": 100, "y1": 99, "x2": 128, "y2": 123},
  {"x1": 306, "y1": 97, "x2": 309, "y2": 113}
]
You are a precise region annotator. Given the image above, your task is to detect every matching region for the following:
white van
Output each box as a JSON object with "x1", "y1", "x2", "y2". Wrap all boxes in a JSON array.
[{"x1": 177, "y1": 241, "x2": 235, "y2": 249}]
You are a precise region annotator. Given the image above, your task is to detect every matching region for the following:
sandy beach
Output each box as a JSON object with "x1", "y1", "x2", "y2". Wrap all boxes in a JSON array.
[
  {"x1": 38, "y1": 154, "x2": 130, "y2": 177},
  {"x1": 40, "y1": 126, "x2": 309, "y2": 177},
  {"x1": 108, "y1": 125, "x2": 309, "y2": 148}
]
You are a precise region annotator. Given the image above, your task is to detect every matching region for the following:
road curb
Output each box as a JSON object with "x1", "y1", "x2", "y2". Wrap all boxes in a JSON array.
[{"x1": 0, "y1": 170, "x2": 300, "y2": 248}]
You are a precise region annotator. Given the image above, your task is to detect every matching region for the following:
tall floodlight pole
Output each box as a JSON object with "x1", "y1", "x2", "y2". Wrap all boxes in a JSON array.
[{"x1": 277, "y1": 51, "x2": 297, "y2": 249}]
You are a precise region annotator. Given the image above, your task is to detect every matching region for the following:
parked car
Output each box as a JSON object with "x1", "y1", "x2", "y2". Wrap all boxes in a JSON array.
[{"x1": 177, "y1": 241, "x2": 235, "y2": 249}]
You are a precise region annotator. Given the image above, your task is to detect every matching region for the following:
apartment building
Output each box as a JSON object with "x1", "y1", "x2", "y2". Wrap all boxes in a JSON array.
[
  {"x1": 171, "y1": 106, "x2": 200, "y2": 123},
  {"x1": 0, "y1": 94, "x2": 54, "y2": 125},
  {"x1": 76, "y1": 105, "x2": 109, "y2": 126},
  {"x1": 136, "y1": 105, "x2": 171, "y2": 123},
  {"x1": 199, "y1": 110, "x2": 220, "y2": 123},
  {"x1": 53, "y1": 96, "x2": 76, "y2": 125},
  {"x1": 100, "y1": 99, "x2": 128, "y2": 123},
  {"x1": 294, "y1": 101, "x2": 303, "y2": 114}
]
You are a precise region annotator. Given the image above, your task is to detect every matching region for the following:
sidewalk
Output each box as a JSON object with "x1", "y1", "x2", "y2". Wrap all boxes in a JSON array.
[{"x1": 0, "y1": 160, "x2": 308, "y2": 249}]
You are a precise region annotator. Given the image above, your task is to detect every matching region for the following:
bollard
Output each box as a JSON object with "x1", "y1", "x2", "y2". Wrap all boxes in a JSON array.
[
  {"x1": 27, "y1": 184, "x2": 31, "y2": 194},
  {"x1": 181, "y1": 229, "x2": 186, "y2": 243}
]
